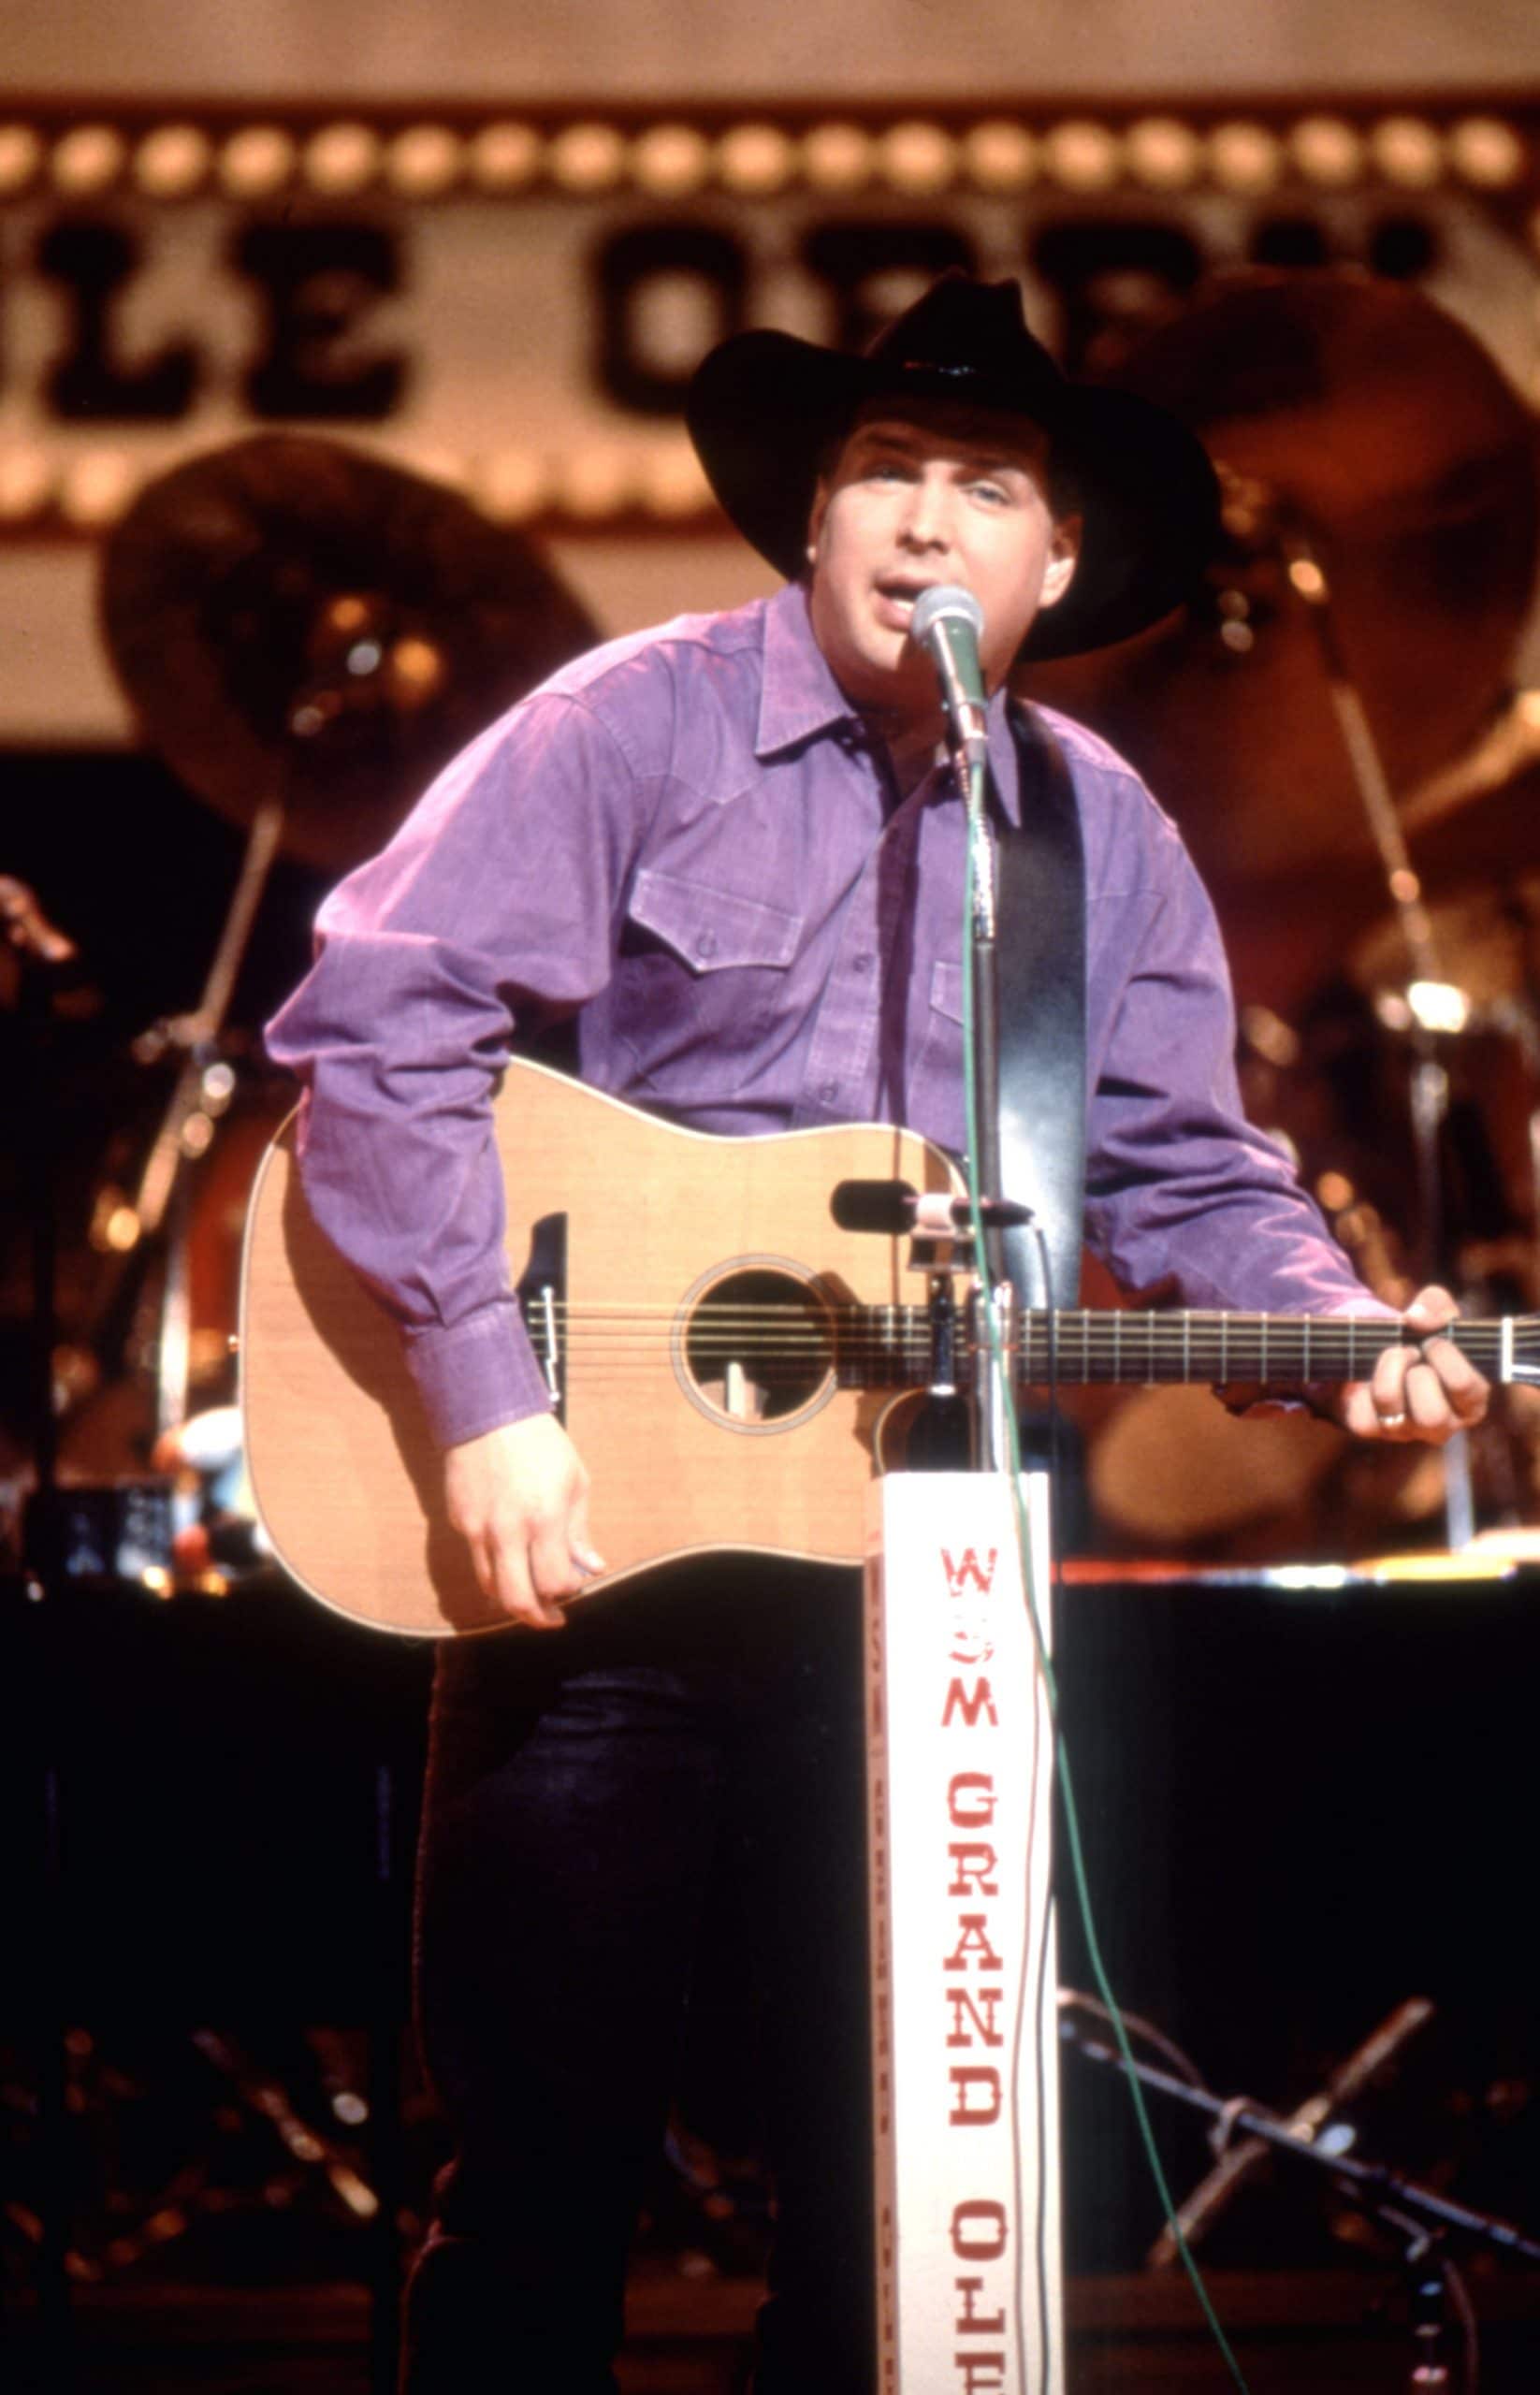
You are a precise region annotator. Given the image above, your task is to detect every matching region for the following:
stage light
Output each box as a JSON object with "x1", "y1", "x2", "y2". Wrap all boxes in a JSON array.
[
  {"x1": 637, "y1": 441, "x2": 710, "y2": 518},
  {"x1": 1042, "y1": 120, "x2": 1121, "y2": 193},
  {"x1": 802, "y1": 123, "x2": 874, "y2": 193},
  {"x1": 468, "y1": 122, "x2": 543, "y2": 192},
  {"x1": 59, "y1": 450, "x2": 136, "y2": 528},
  {"x1": 51, "y1": 124, "x2": 127, "y2": 195},
  {"x1": 1369, "y1": 116, "x2": 1443, "y2": 188},
  {"x1": 302, "y1": 122, "x2": 382, "y2": 195},
  {"x1": 878, "y1": 122, "x2": 956, "y2": 196},
  {"x1": 477, "y1": 450, "x2": 549, "y2": 521},
  {"x1": 1290, "y1": 116, "x2": 1364, "y2": 187},
  {"x1": 1208, "y1": 121, "x2": 1283, "y2": 193},
  {"x1": 1126, "y1": 117, "x2": 1201, "y2": 190},
  {"x1": 1448, "y1": 116, "x2": 1525, "y2": 188},
  {"x1": 548, "y1": 122, "x2": 625, "y2": 193},
  {"x1": 0, "y1": 448, "x2": 54, "y2": 520},
  {"x1": 386, "y1": 124, "x2": 463, "y2": 197},
  {"x1": 218, "y1": 125, "x2": 297, "y2": 196},
  {"x1": 960, "y1": 120, "x2": 1038, "y2": 193},
  {"x1": 0, "y1": 124, "x2": 44, "y2": 194},
  {"x1": 134, "y1": 124, "x2": 211, "y2": 198},
  {"x1": 718, "y1": 123, "x2": 795, "y2": 195},
  {"x1": 559, "y1": 445, "x2": 635, "y2": 519},
  {"x1": 632, "y1": 123, "x2": 711, "y2": 196}
]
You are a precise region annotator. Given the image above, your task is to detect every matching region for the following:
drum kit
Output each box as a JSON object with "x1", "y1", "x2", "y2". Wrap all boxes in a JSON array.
[
  {"x1": 7, "y1": 266, "x2": 1540, "y2": 1578},
  {"x1": 1026, "y1": 269, "x2": 1540, "y2": 1560}
]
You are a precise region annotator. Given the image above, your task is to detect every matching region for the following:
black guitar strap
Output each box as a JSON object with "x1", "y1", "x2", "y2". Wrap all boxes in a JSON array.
[{"x1": 993, "y1": 704, "x2": 1087, "y2": 1312}]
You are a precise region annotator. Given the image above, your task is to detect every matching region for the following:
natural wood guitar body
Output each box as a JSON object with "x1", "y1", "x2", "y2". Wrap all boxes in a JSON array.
[
  {"x1": 241, "y1": 1057, "x2": 1534, "y2": 1638},
  {"x1": 240, "y1": 1061, "x2": 963, "y2": 1636}
]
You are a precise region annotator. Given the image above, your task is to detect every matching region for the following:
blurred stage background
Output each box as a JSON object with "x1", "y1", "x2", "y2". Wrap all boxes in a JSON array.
[{"x1": 5, "y1": 4, "x2": 1540, "y2": 2387}]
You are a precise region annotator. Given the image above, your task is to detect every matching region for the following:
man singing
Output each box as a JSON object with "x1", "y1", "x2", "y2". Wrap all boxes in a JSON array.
[{"x1": 268, "y1": 275, "x2": 1486, "y2": 2392}]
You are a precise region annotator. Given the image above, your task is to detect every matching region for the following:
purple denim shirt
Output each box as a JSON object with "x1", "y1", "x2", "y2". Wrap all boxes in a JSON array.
[{"x1": 267, "y1": 582, "x2": 1370, "y2": 1447}]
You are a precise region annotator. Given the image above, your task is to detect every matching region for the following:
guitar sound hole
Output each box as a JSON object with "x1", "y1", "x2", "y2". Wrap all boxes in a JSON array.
[{"x1": 683, "y1": 1268, "x2": 833, "y2": 1425}]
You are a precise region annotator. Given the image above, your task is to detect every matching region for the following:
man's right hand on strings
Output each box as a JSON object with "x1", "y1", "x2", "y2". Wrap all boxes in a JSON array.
[{"x1": 443, "y1": 1414, "x2": 604, "y2": 1630}]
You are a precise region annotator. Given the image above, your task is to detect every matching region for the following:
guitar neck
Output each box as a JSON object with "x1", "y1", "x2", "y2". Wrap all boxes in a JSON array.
[
  {"x1": 817, "y1": 1305, "x2": 1523, "y2": 1394},
  {"x1": 1010, "y1": 1310, "x2": 1504, "y2": 1387}
]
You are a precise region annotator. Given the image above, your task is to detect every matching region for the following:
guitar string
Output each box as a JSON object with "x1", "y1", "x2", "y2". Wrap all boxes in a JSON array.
[
  {"x1": 542, "y1": 1320, "x2": 1495, "y2": 1349},
  {"x1": 544, "y1": 1315, "x2": 1457, "y2": 1337},
  {"x1": 539, "y1": 1302, "x2": 1471, "y2": 1339},
  {"x1": 537, "y1": 1300, "x2": 1484, "y2": 1329},
  {"x1": 530, "y1": 1308, "x2": 1497, "y2": 1363},
  {"x1": 534, "y1": 1328, "x2": 1504, "y2": 1383}
]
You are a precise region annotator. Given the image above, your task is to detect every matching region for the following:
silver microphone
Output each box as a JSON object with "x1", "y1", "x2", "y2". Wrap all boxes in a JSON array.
[{"x1": 908, "y1": 584, "x2": 988, "y2": 765}]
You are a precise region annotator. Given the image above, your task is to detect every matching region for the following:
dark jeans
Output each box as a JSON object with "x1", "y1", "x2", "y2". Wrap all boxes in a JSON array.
[{"x1": 400, "y1": 1559, "x2": 877, "y2": 2394}]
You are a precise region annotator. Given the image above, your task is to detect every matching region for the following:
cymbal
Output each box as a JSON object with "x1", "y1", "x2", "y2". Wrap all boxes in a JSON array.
[
  {"x1": 100, "y1": 435, "x2": 600, "y2": 875},
  {"x1": 1024, "y1": 271, "x2": 1540, "y2": 995}
]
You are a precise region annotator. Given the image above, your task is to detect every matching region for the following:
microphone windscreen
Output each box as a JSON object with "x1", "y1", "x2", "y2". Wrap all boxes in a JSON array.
[{"x1": 909, "y1": 584, "x2": 984, "y2": 645}]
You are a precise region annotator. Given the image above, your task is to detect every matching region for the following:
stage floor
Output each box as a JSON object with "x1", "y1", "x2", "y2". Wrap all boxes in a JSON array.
[{"x1": 9, "y1": 2268, "x2": 1540, "y2": 2392}]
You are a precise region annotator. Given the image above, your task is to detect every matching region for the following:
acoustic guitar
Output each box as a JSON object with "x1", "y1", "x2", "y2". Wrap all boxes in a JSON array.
[{"x1": 239, "y1": 1057, "x2": 1535, "y2": 1635}]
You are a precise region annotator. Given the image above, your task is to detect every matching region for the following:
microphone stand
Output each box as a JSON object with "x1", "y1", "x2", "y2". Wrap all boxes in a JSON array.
[
  {"x1": 958, "y1": 736, "x2": 1018, "y2": 1473},
  {"x1": 1060, "y1": 2007, "x2": 1540, "y2": 2390},
  {"x1": 911, "y1": 586, "x2": 1024, "y2": 1472},
  {"x1": 919, "y1": 608, "x2": 1013, "y2": 1472}
]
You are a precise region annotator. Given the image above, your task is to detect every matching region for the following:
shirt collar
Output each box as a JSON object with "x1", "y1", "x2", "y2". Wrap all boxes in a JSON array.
[
  {"x1": 754, "y1": 579, "x2": 1024, "y2": 828},
  {"x1": 755, "y1": 583, "x2": 854, "y2": 757}
]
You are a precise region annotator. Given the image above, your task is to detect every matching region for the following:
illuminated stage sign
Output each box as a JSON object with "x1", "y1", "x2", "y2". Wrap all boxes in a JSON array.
[
  {"x1": 0, "y1": 101, "x2": 1537, "y2": 540},
  {"x1": 865, "y1": 1473, "x2": 1062, "y2": 2395}
]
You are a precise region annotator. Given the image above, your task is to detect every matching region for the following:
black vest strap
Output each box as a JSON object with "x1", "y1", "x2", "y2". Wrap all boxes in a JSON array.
[{"x1": 993, "y1": 705, "x2": 1087, "y2": 1311}]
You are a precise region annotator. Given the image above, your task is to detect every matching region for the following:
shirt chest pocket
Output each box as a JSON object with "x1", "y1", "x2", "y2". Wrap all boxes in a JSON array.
[
  {"x1": 613, "y1": 866, "x2": 805, "y2": 1078},
  {"x1": 918, "y1": 956, "x2": 965, "y2": 1073}
]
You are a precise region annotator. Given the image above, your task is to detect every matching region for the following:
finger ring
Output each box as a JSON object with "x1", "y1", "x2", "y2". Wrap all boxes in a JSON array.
[{"x1": 1379, "y1": 1410, "x2": 1406, "y2": 1429}]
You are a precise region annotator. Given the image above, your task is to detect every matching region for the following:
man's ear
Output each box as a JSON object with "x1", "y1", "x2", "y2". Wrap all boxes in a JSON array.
[
  {"x1": 805, "y1": 478, "x2": 830, "y2": 569},
  {"x1": 1039, "y1": 514, "x2": 1082, "y2": 612}
]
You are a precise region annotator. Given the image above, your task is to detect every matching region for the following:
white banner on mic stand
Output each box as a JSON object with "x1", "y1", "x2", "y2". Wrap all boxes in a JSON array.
[{"x1": 864, "y1": 1470, "x2": 1063, "y2": 2395}]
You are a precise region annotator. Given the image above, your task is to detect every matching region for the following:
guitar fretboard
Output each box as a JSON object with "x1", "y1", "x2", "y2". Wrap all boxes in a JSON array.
[
  {"x1": 1011, "y1": 1310, "x2": 1494, "y2": 1386},
  {"x1": 817, "y1": 1307, "x2": 1510, "y2": 1388}
]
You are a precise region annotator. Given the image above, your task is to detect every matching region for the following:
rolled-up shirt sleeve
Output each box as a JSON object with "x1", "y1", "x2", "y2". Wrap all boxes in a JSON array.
[{"x1": 266, "y1": 690, "x2": 647, "y2": 1447}]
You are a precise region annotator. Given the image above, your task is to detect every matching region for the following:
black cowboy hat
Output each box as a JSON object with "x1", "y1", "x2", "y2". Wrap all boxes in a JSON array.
[{"x1": 685, "y1": 273, "x2": 1221, "y2": 660}]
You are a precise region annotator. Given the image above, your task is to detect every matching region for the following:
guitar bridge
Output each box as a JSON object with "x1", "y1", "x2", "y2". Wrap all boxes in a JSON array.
[{"x1": 515, "y1": 1211, "x2": 568, "y2": 1420}]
